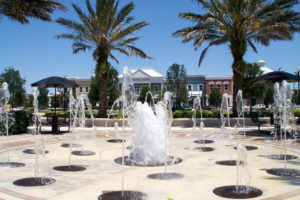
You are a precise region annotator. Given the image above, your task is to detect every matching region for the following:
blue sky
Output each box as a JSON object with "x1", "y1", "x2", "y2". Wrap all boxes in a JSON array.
[{"x1": 1, "y1": 0, "x2": 300, "y2": 93}]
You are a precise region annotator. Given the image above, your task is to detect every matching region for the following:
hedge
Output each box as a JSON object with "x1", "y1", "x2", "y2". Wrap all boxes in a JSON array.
[{"x1": 0, "y1": 111, "x2": 29, "y2": 135}]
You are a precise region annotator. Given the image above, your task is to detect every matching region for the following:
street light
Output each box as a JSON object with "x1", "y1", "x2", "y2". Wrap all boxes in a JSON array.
[{"x1": 297, "y1": 67, "x2": 300, "y2": 105}]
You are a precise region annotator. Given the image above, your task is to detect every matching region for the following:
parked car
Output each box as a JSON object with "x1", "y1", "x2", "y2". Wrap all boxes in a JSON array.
[
  {"x1": 243, "y1": 105, "x2": 250, "y2": 111},
  {"x1": 252, "y1": 104, "x2": 266, "y2": 110}
]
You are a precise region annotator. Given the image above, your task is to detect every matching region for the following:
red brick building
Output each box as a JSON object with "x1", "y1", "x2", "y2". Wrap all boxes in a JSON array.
[{"x1": 205, "y1": 76, "x2": 233, "y2": 106}]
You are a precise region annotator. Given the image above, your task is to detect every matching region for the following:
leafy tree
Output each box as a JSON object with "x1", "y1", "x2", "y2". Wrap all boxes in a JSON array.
[
  {"x1": 38, "y1": 87, "x2": 49, "y2": 109},
  {"x1": 50, "y1": 96, "x2": 59, "y2": 108},
  {"x1": 208, "y1": 87, "x2": 222, "y2": 108},
  {"x1": 264, "y1": 86, "x2": 274, "y2": 107},
  {"x1": 0, "y1": 0, "x2": 67, "y2": 24},
  {"x1": 24, "y1": 94, "x2": 33, "y2": 108},
  {"x1": 165, "y1": 63, "x2": 188, "y2": 105},
  {"x1": 242, "y1": 63, "x2": 265, "y2": 111},
  {"x1": 138, "y1": 86, "x2": 153, "y2": 104},
  {"x1": 173, "y1": 0, "x2": 300, "y2": 116},
  {"x1": 89, "y1": 65, "x2": 120, "y2": 106},
  {"x1": 0, "y1": 67, "x2": 26, "y2": 108},
  {"x1": 56, "y1": 0, "x2": 152, "y2": 117}
]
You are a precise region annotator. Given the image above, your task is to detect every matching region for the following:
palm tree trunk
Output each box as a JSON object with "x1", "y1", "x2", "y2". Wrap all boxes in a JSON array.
[
  {"x1": 98, "y1": 75, "x2": 107, "y2": 117},
  {"x1": 97, "y1": 49, "x2": 109, "y2": 118},
  {"x1": 230, "y1": 40, "x2": 246, "y2": 117}
]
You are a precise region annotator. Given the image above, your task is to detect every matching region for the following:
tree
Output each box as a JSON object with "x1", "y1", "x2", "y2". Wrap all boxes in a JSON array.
[
  {"x1": 138, "y1": 86, "x2": 153, "y2": 104},
  {"x1": 0, "y1": 0, "x2": 67, "y2": 24},
  {"x1": 173, "y1": 0, "x2": 300, "y2": 116},
  {"x1": 56, "y1": 0, "x2": 152, "y2": 117},
  {"x1": 89, "y1": 65, "x2": 120, "y2": 106},
  {"x1": 264, "y1": 86, "x2": 274, "y2": 107},
  {"x1": 37, "y1": 87, "x2": 49, "y2": 109},
  {"x1": 208, "y1": 87, "x2": 222, "y2": 108},
  {"x1": 23, "y1": 94, "x2": 33, "y2": 108},
  {"x1": 165, "y1": 63, "x2": 188, "y2": 106},
  {"x1": 242, "y1": 63, "x2": 266, "y2": 111},
  {"x1": 50, "y1": 96, "x2": 59, "y2": 108},
  {"x1": 0, "y1": 67, "x2": 26, "y2": 108}
]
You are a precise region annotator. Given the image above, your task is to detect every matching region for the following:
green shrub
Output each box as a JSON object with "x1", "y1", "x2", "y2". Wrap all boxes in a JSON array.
[
  {"x1": 294, "y1": 108, "x2": 300, "y2": 117},
  {"x1": 202, "y1": 110, "x2": 212, "y2": 118},
  {"x1": 10, "y1": 111, "x2": 29, "y2": 134},
  {"x1": 173, "y1": 110, "x2": 184, "y2": 118}
]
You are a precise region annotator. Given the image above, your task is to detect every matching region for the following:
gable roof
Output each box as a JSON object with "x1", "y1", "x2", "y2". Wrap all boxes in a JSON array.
[{"x1": 118, "y1": 68, "x2": 163, "y2": 78}]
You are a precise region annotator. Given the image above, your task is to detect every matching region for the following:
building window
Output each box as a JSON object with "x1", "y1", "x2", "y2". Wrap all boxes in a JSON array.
[
  {"x1": 154, "y1": 85, "x2": 159, "y2": 94},
  {"x1": 85, "y1": 87, "x2": 89, "y2": 92},
  {"x1": 135, "y1": 86, "x2": 140, "y2": 94},
  {"x1": 187, "y1": 85, "x2": 192, "y2": 91},
  {"x1": 79, "y1": 86, "x2": 82, "y2": 93},
  {"x1": 224, "y1": 81, "x2": 229, "y2": 91},
  {"x1": 199, "y1": 84, "x2": 203, "y2": 91},
  {"x1": 209, "y1": 81, "x2": 214, "y2": 90},
  {"x1": 216, "y1": 81, "x2": 221, "y2": 90},
  {"x1": 72, "y1": 87, "x2": 76, "y2": 94}
]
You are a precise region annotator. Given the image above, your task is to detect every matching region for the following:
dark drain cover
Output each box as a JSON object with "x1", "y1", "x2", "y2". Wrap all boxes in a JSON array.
[
  {"x1": 215, "y1": 160, "x2": 241, "y2": 166},
  {"x1": 23, "y1": 149, "x2": 49, "y2": 154},
  {"x1": 98, "y1": 191, "x2": 146, "y2": 200},
  {"x1": 233, "y1": 146, "x2": 258, "y2": 151},
  {"x1": 213, "y1": 185, "x2": 263, "y2": 199},
  {"x1": 53, "y1": 165, "x2": 86, "y2": 172},
  {"x1": 194, "y1": 147, "x2": 215, "y2": 152},
  {"x1": 0, "y1": 162, "x2": 25, "y2": 168},
  {"x1": 194, "y1": 139, "x2": 214, "y2": 144},
  {"x1": 114, "y1": 156, "x2": 182, "y2": 167},
  {"x1": 13, "y1": 177, "x2": 56, "y2": 187},
  {"x1": 266, "y1": 154, "x2": 298, "y2": 160},
  {"x1": 71, "y1": 151, "x2": 95, "y2": 156},
  {"x1": 147, "y1": 173, "x2": 184, "y2": 180},
  {"x1": 61, "y1": 143, "x2": 82, "y2": 148},
  {"x1": 266, "y1": 168, "x2": 300, "y2": 177},
  {"x1": 107, "y1": 139, "x2": 125, "y2": 143}
]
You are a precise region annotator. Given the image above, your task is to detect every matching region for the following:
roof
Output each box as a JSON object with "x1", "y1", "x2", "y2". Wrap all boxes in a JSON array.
[
  {"x1": 118, "y1": 68, "x2": 163, "y2": 78},
  {"x1": 206, "y1": 75, "x2": 232, "y2": 80},
  {"x1": 257, "y1": 60, "x2": 273, "y2": 74},
  {"x1": 251, "y1": 71, "x2": 300, "y2": 83},
  {"x1": 187, "y1": 74, "x2": 206, "y2": 77}
]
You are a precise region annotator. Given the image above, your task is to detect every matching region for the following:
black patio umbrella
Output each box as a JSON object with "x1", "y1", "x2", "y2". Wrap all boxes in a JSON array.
[
  {"x1": 251, "y1": 71, "x2": 300, "y2": 83},
  {"x1": 31, "y1": 76, "x2": 79, "y2": 114}
]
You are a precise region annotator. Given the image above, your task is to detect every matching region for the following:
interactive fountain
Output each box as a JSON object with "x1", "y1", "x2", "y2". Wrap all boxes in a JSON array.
[
  {"x1": 13, "y1": 87, "x2": 55, "y2": 186},
  {"x1": 233, "y1": 90, "x2": 258, "y2": 151},
  {"x1": 0, "y1": 82, "x2": 25, "y2": 168},
  {"x1": 214, "y1": 143, "x2": 262, "y2": 198},
  {"x1": 147, "y1": 91, "x2": 184, "y2": 180},
  {"x1": 216, "y1": 93, "x2": 238, "y2": 166},
  {"x1": 266, "y1": 81, "x2": 300, "y2": 177},
  {"x1": 193, "y1": 95, "x2": 215, "y2": 148},
  {"x1": 61, "y1": 89, "x2": 81, "y2": 148},
  {"x1": 54, "y1": 94, "x2": 96, "y2": 172}
]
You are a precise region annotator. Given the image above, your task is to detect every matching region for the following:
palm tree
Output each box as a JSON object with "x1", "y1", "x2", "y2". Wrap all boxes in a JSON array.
[
  {"x1": 0, "y1": 0, "x2": 67, "y2": 24},
  {"x1": 56, "y1": 0, "x2": 152, "y2": 117},
  {"x1": 173, "y1": 0, "x2": 300, "y2": 115}
]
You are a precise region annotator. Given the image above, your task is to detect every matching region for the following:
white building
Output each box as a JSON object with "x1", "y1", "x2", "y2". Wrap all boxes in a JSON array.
[{"x1": 118, "y1": 68, "x2": 164, "y2": 100}]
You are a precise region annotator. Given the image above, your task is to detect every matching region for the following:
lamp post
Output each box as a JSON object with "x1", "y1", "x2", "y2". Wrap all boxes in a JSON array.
[{"x1": 297, "y1": 67, "x2": 300, "y2": 105}]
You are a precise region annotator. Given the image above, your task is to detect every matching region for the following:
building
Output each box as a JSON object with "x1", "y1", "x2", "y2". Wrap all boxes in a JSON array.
[
  {"x1": 257, "y1": 60, "x2": 273, "y2": 75},
  {"x1": 67, "y1": 77, "x2": 91, "y2": 97},
  {"x1": 118, "y1": 68, "x2": 164, "y2": 100},
  {"x1": 186, "y1": 74, "x2": 206, "y2": 107},
  {"x1": 205, "y1": 75, "x2": 233, "y2": 106}
]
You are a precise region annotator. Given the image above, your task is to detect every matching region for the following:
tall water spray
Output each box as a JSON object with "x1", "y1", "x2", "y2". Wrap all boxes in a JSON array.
[
  {"x1": 192, "y1": 96, "x2": 204, "y2": 138},
  {"x1": 0, "y1": 82, "x2": 11, "y2": 161},
  {"x1": 235, "y1": 90, "x2": 246, "y2": 138},
  {"x1": 236, "y1": 143, "x2": 251, "y2": 192},
  {"x1": 220, "y1": 93, "x2": 231, "y2": 132}
]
